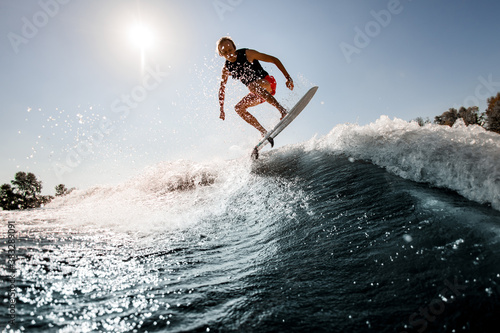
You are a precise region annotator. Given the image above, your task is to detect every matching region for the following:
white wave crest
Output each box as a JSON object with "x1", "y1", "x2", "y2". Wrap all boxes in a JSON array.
[
  {"x1": 40, "y1": 159, "x2": 253, "y2": 232},
  {"x1": 307, "y1": 115, "x2": 500, "y2": 210}
]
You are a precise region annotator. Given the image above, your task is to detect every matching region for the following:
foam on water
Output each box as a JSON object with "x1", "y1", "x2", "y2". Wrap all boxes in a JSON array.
[
  {"x1": 302, "y1": 115, "x2": 500, "y2": 210},
  {"x1": 24, "y1": 156, "x2": 311, "y2": 236},
  {"x1": 40, "y1": 159, "x2": 249, "y2": 233},
  {"x1": 2, "y1": 115, "x2": 500, "y2": 333},
  {"x1": 6, "y1": 115, "x2": 498, "y2": 236}
]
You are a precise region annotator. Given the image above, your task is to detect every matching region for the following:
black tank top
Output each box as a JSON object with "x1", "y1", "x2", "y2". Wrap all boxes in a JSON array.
[{"x1": 225, "y1": 48, "x2": 269, "y2": 86}]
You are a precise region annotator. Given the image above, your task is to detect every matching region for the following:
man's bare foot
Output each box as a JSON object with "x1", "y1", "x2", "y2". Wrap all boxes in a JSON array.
[
  {"x1": 280, "y1": 109, "x2": 288, "y2": 120},
  {"x1": 261, "y1": 131, "x2": 274, "y2": 148},
  {"x1": 267, "y1": 136, "x2": 274, "y2": 148}
]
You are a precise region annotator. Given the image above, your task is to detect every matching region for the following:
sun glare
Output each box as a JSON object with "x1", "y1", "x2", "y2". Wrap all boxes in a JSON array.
[
  {"x1": 128, "y1": 24, "x2": 155, "y2": 49},
  {"x1": 127, "y1": 22, "x2": 156, "y2": 73}
]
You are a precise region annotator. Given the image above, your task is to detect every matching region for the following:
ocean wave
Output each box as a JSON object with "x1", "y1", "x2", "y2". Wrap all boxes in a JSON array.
[
  {"x1": 40, "y1": 157, "x2": 310, "y2": 234},
  {"x1": 42, "y1": 159, "x2": 252, "y2": 232},
  {"x1": 7, "y1": 115, "x2": 498, "y2": 234},
  {"x1": 305, "y1": 115, "x2": 500, "y2": 210}
]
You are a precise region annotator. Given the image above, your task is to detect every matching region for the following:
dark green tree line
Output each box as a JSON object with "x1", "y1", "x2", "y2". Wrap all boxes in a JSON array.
[
  {"x1": 486, "y1": 92, "x2": 500, "y2": 133},
  {"x1": 431, "y1": 92, "x2": 500, "y2": 132},
  {"x1": 1, "y1": 172, "x2": 73, "y2": 211},
  {"x1": 55, "y1": 184, "x2": 75, "y2": 197}
]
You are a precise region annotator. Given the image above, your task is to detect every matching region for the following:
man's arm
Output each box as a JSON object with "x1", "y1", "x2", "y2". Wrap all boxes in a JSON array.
[
  {"x1": 246, "y1": 49, "x2": 294, "y2": 90},
  {"x1": 219, "y1": 66, "x2": 229, "y2": 120}
]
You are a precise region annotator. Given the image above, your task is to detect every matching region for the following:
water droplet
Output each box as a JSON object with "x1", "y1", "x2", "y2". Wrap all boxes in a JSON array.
[{"x1": 403, "y1": 234, "x2": 413, "y2": 243}]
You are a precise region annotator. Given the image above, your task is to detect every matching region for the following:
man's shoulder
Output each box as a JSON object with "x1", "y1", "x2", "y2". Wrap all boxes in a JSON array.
[{"x1": 244, "y1": 49, "x2": 260, "y2": 63}]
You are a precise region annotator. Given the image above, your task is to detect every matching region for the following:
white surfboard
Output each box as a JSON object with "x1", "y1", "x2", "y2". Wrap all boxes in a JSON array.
[{"x1": 252, "y1": 86, "x2": 318, "y2": 159}]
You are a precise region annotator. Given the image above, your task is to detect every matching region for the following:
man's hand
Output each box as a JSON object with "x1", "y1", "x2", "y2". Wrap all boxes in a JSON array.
[{"x1": 286, "y1": 77, "x2": 294, "y2": 90}]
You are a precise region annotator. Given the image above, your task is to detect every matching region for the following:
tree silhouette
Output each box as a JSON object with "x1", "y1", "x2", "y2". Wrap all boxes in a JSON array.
[
  {"x1": 458, "y1": 106, "x2": 480, "y2": 126},
  {"x1": 434, "y1": 108, "x2": 458, "y2": 126},
  {"x1": 0, "y1": 172, "x2": 55, "y2": 210},
  {"x1": 486, "y1": 93, "x2": 500, "y2": 133},
  {"x1": 413, "y1": 117, "x2": 431, "y2": 126},
  {"x1": 55, "y1": 184, "x2": 74, "y2": 197},
  {"x1": 0, "y1": 184, "x2": 22, "y2": 210},
  {"x1": 11, "y1": 172, "x2": 42, "y2": 209},
  {"x1": 434, "y1": 106, "x2": 484, "y2": 127}
]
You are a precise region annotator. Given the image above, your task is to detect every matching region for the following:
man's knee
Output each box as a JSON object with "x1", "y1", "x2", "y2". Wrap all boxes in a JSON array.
[{"x1": 235, "y1": 104, "x2": 245, "y2": 116}]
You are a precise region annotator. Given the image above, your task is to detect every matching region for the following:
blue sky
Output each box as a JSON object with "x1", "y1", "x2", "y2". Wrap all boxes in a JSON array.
[{"x1": 1, "y1": 0, "x2": 500, "y2": 194}]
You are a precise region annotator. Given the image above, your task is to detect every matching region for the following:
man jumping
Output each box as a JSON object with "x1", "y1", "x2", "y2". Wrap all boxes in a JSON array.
[{"x1": 216, "y1": 36, "x2": 294, "y2": 146}]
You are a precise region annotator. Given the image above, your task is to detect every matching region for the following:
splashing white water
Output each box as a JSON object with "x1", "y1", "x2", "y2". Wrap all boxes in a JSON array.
[
  {"x1": 8, "y1": 156, "x2": 309, "y2": 235},
  {"x1": 305, "y1": 116, "x2": 500, "y2": 210},
  {"x1": 3, "y1": 115, "x2": 498, "y2": 237}
]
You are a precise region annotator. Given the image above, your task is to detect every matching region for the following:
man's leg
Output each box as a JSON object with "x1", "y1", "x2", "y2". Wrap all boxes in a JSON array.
[
  {"x1": 248, "y1": 80, "x2": 287, "y2": 119},
  {"x1": 235, "y1": 93, "x2": 267, "y2": 135}
]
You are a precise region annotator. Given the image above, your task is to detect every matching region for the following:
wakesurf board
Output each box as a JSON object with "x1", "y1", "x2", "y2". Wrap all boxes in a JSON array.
[{"x1": 251, "y1": 86, "x2": 318, "y2": 159}]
